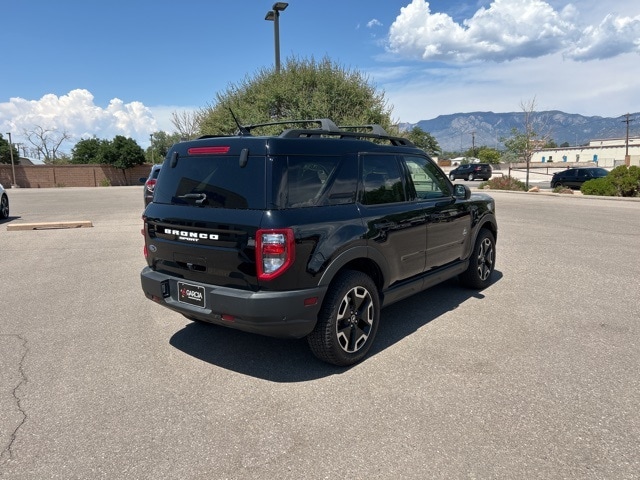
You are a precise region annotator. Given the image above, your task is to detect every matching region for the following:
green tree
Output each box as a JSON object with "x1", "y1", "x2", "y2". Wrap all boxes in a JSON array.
[
  {"x1": 403, "y1": 126, "x2": 441, "y2": 157},
  {"x1": 0, "y1": 134, "x2": 20, "y2": 165},
  {"x1": 102, "y1": 136, "x2": 146, "y2": 172},
  {"x1": 476, "y1": 146, "x2": 501, "y2": 164},
  {"x1": 148, "y1": 131, "x2": 182, "y2": 163},
  {"x1": 198, "y1": 56, "x2": 395, "y2": 135},
  {"x1": 71, "y1": 138, "x2": 106, "y2": 164}
]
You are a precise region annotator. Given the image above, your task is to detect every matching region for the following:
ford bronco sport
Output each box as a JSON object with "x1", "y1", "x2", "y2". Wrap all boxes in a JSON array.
[{"x1": 140, "y1": 119, "x2": 497, "y2": 366}]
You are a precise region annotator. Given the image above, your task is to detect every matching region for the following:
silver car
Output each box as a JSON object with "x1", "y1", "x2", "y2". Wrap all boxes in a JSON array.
[{"x1": 0, "y1": 183, "x2": 9, "y2": 219}]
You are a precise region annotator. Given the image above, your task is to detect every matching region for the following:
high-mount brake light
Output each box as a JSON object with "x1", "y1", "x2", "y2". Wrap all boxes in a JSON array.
[
  {"x1": 188, "y1": 146, "x2": 230, "y2": 155},
  {"x1": 256, "y1": 229, "x2": 295, "y2": 280}
]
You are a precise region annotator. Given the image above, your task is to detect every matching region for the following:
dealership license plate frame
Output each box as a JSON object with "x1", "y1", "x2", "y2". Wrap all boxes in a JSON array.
[{"x1": 177, "y1": 281, "x2": 206, "y2": 308}]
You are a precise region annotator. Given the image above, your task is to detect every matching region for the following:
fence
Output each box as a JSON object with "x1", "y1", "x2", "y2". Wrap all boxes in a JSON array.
[{"x1": 0, "y1": 164, "x2": 152, "y2": 188}]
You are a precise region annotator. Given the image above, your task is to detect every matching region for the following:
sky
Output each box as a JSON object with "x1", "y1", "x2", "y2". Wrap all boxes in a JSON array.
[{"x1": 1, "y1": 0, "x2": 639, "y2": 156}]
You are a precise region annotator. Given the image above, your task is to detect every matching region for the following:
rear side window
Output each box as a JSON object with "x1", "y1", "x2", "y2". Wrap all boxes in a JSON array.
[
  {"x1": 360, "y1": 154, "x2": 405, "y2": 205},
  {"x1": 271, "y1": 156, "x2": 357, "y2": 208},
  {"x1": 153, "y1": 155, "x2": 266, "y2": 209}
]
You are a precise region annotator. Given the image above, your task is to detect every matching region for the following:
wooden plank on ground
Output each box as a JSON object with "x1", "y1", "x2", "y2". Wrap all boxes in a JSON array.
[{"x1": 7, "y1": 221, "x2": 93, "y2": 231}]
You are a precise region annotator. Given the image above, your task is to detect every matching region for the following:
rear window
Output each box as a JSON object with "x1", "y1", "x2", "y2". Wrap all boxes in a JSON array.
[{"x1": 153, "y1": 155, "x2": 266, "y2": 209}]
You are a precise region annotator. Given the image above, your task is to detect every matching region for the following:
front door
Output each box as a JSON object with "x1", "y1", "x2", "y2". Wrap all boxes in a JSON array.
[{"x1": 401, "y1": 155, "x2": 471, "y2": 270}]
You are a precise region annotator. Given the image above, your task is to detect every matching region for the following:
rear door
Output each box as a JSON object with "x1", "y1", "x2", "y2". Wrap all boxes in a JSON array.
[{"x1": 359, "y1": 154, "x2": 427, "y2": 282}]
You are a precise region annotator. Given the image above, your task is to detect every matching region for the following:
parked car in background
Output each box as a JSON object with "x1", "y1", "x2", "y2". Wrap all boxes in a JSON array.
[
  {"x1": 449, "y1": 163, "x2": 492, "y2": 181},
  {"x1": 550, "y1": 167, "x2": 609, "y2": 189},
  {"x1": 0, "y1": 183, "x2": 9, "y2": 219},
  {"x1": 141, "y1": 164, "x2": 162, "y2": 206}
]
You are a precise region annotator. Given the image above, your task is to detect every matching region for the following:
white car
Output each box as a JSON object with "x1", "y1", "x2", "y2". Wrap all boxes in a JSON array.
[{"x1": 0, "y1": 183, "x2": 9, "y2": 219}]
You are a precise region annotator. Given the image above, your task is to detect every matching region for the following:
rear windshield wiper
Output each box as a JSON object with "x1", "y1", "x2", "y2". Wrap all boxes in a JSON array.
[{"x1": 177, "y1": 193, "x2": 207, "y2": 205}]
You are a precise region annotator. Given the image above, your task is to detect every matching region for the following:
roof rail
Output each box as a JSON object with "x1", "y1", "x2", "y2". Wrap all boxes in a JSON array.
[
  {"x1": 280, "y1": 124, "x2": 415, "y2": 147},
  {"x1": 207, "y1": 116, "x2": 415, "y2": 147},
  {"x1": 243, "y1": 118, "x2": 341, "y2": 134},
  {"x1": 339, "y1": 124, "x2": 390, "y2": 136}
]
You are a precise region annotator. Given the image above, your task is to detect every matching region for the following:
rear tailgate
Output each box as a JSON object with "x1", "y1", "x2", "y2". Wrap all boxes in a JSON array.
[
  {"x1": 143, "y1": 139, "x2": 269, "y2": 291},
  {"x1": 143, "y1": 205, "x2": 265, "y2": 290}
]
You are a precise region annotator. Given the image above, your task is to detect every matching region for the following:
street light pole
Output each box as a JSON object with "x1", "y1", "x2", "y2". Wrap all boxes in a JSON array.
[
  {"x1": 6, "y1": 132, "x2": 17, "y2": 187},
  {"x1": 265, "y1": 2, "x2": 288, "y2": 74},
  {"x1": 150, "y1": 133, "x2": 154, "y2": 164}
]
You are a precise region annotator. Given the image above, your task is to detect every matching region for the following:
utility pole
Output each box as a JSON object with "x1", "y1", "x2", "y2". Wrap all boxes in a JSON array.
[
  {"x1": 471, "y1": 131, "x2": 476, "y2": 158},
  {"x1": 150, "y1": 133, "x2": 154, "y2": 164},
  {"x1": 622, "y1": 113, "x2": 634, "y2": 166}
]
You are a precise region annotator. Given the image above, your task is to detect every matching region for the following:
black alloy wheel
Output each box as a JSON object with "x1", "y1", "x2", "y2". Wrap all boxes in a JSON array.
[
  {"x1": 308, "y1": 270, "x2": 380, "y2": 366},
  {"x1": 0, "y1": 195, "x2": 8, "y2": 219},
  {"x1": 459, "y1": 229, "x2": 496, "y2": 289}
]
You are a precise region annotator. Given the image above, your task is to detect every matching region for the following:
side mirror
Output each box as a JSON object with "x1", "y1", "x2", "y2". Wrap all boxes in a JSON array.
[
  {"x1": 454, "y1": 184, "x2": 471, "y2": 200},
  {"x1": 139, "y1": 177, "x2": 147, "y2": 184}
]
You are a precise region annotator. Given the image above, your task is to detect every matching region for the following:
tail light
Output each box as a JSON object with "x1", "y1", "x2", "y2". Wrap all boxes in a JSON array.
[
  {"x1": 145, "y1": 178, "x2": 157, "y2": 194},
  {"x1": 256, "y1": 228, "x2": 295, "y2": 280}
]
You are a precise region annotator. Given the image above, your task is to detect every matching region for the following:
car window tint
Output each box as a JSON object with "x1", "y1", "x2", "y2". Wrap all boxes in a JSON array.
[
  {"x1": 280, "y1": 156, "x2": 345, "y2": 208},
  {"x1": 154, "y1": 155, "x2": 266, "y2": 209},
  {"x1": 361, "y1": 155, "x2": 405, "y2": 205}
]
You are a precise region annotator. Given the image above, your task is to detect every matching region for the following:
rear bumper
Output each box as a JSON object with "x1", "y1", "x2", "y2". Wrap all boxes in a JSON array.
[{"x1": 140, "y1": 267, "x2": 326, "y2": 338}]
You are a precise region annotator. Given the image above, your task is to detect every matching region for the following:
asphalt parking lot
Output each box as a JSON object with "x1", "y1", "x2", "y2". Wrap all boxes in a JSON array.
[{"x1": 1, "y1": 186, "x2": 639, "y2": 479}]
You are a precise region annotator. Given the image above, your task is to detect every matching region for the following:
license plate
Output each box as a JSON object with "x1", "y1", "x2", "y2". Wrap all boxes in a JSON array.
[{"x1": 177, "y1": 282, "x2": 206, "y2": 308}]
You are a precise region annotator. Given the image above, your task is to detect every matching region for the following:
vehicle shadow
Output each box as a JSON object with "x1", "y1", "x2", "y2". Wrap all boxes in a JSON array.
[
  {"x1": 0, "y1": 215, "x2": 21, "y2": 225},
  {"x1": 169, "y1": 271, "x2": 503, "y2": 382}
]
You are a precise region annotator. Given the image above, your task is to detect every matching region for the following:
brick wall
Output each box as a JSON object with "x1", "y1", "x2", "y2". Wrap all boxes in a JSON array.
[{"x1": 0, "y1": 164, "x2": 153, "y2": 188}]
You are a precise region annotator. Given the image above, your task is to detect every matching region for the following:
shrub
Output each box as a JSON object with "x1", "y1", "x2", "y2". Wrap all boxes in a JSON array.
[
  {"x1": 581, "y1": 178, "x2": 616, "y2": 196},
  {"x1": 479, "y1": 176, "x2": 527, "y2": 191},
  {"x1": 581, "y1": 166, "x2": 640, "y2": 197}
]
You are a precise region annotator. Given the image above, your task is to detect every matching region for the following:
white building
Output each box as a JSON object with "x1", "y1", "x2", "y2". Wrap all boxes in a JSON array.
[{"x1": 531, "y1": 137, "x2": 640, "y2": 167}]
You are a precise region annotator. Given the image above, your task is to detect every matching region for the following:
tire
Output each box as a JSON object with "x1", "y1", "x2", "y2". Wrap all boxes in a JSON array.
[
  {"x1": 307, "y1": 270, "x2": 380, "y2": 366},
  {"x1": 0, "y1": 194, "x2": 8, "y2": 219},
  {"x1": 449, "y1": 174, "x2": 455, "y2": 181},
  {"x1": 459, "y1": 229, "x2": 496, "y2": 289},
  {"x1": 467, "y1": 173, "x2": 474, "y2": 181}
]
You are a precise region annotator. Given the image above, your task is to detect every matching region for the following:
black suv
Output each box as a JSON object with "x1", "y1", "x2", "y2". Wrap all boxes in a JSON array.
[
  {"x1": 449, "y1": 163, "x2": 492, "y2": 181},
  {"x1": 550, "y1": 167, "x2": 608, "y2": 189},
  {"x1": 140, "y1": 119, "x2": 497, "y2": 366}
]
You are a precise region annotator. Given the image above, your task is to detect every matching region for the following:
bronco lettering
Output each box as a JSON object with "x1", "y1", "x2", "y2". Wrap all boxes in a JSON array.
[{"x1": 164, "y1": 228, "x2": 219, "y2": 240}]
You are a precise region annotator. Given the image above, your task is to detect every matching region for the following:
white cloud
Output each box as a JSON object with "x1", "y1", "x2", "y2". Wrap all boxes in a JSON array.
[
  {"x1": 0, "y1": 89, "x2": 159, "y2": 153},
  {"x1": 387, "y1": 0, "x2": 640, "y2": 62},
  {"x1": 565, "y1": 13, "x2": 640, "y2": 60},
  {"x1": 367, "y1": 19, "x2": 383, "y2": 28}
]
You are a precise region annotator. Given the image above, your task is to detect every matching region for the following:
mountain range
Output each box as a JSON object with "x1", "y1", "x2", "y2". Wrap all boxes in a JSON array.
[{"x1": 402, "y1": 111, "x2": 639, "y2": 153}]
